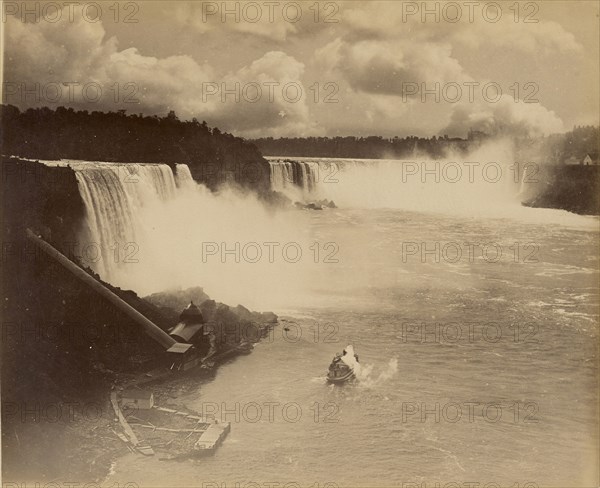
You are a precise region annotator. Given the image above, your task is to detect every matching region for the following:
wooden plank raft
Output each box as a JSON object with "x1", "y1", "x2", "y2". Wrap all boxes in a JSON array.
[{"x1": 194, "y1": 422, "x2": 231, "y2": 453}]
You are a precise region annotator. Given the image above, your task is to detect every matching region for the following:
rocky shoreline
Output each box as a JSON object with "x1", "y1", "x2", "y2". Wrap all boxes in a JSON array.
[
  {"x1": 1, "y1": 198, "x2": 279, "y2": 483},
  {"x1": 0, "y1": 153, "x2": 283, "y2": 483},
  {"x1": 1, "y1": 296, "x2": 279, "y2": 484},
  {"x1": 522, "y1": 164, "x2": 599, "y2": 215}
]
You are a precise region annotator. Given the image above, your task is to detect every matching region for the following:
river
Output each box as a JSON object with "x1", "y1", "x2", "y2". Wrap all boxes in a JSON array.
[{"x1": 106, "y1": 188, "x2": 599, "y2": 487}]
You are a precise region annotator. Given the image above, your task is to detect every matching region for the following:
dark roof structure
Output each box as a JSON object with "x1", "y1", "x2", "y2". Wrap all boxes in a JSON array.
[
  {"x1": 169, "y1": 322, "x2": 204, "y2": 343},
  {"x1": 179, "y1": 301, "x2": 204, "y2": 323}
]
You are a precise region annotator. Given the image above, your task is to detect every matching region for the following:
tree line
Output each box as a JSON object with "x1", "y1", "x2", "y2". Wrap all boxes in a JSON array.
[
  {"x1": 252, "y1": 134, "x2": 475, "y2": 159},
  {"x1": 252, "y1": 127, "x2": 599, "y2": 164},
  {"x1": 0, "y1": 105, "x2": 269, "y2": 190}
]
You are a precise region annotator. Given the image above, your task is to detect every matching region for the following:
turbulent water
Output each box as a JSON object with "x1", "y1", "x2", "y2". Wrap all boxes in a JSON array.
[
  {"x1": 40, "y1": 155, "x2": 598, "y2": 486},
  {"x1": 105, "y1": 204, "x2": 598, "y2": 487},
  {"x1": 76, "y1": 155, "x2": 597, "y2": 488},
  {"x1": 44, "y1": 159, "x2": 307, "y2": 306},
  {"x1": 73, "y1": 162, "x2": 178, "y2": 280}
]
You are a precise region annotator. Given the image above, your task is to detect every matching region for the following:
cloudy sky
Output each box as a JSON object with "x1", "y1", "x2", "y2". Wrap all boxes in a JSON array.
[{"x1": 3, "y1": 1, "x2": 599, "y2": 137}]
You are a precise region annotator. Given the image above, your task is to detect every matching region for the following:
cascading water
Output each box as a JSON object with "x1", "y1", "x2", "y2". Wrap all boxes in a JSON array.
[
  {"x1": 68, "y1": 161, "x2": 178, "y2": 282},
  {"x1": 36, "y1": 143, "x2": 594, "y2": 311},
  {"x1": 74, "y1": 168, "x2": 137, "y2": 279},
  {"x1": 175, "y1": 164, "x2": 195, "y2": 189},
  {"x1": 268, "y1": 160, "x2": 319, "y2": 200},
  {"x1": 267, "y1": 142, "x2": 530, "y2": 218},
  {"x1": 268, "y1": 161, "x2": 292, "y2": 191},
  {"x1": 37, "y1": 159, "x2": 309, "y2": 308}
]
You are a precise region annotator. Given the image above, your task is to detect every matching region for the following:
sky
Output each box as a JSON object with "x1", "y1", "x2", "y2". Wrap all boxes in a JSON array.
[{"x1": 2, "y1": 0, "x2": 599, "y2": 138}]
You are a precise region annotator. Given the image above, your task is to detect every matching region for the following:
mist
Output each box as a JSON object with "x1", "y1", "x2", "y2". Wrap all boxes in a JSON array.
[
  {"x1": 111, "y1": 179, "x2": 319, "y2": 310},
  {"x1": 299, "y1": 139, "x2": 598, "y2": 226},
  {"x1": 65, "y1": 150, "x2": 596, "y2": 313}
]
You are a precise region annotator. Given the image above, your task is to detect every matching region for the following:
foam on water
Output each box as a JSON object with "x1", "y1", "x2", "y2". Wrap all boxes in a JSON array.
[
  {"x1": 36, "y1": 159, "x2": 314, "y2": 308},
  {"x1": 103, "y1": 202, "x2": 598, "y2": 487},
  {"x1": 267, "y1": 141, "x2": 599, "y2": 229}
]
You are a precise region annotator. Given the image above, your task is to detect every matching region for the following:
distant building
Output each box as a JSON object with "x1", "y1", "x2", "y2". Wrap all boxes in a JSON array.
[
  {"x1": 582, "y1": 152, "x2": 599, "y2": 165},
  {"x1": 121, "y1": 389, "x2": 154, "y2": 410}
]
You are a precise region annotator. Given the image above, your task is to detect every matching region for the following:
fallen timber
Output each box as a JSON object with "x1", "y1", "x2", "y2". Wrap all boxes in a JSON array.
[
  {"x1": 110, "y1": 397, "x2": 231, "y2": 458},
  {"x1": 110, "y1": 391, "x2": 155, "y2": 456}
]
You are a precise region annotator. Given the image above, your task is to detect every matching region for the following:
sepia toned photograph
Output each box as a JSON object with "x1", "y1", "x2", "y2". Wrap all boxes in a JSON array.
[{"x1": 1, "y1": 1, "x2": 599, "y2": 487}]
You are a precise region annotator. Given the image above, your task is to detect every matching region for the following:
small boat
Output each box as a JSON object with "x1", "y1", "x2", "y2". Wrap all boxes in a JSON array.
[{"x1": 326, "y1": 345, "x2": 359, "y2": 384}]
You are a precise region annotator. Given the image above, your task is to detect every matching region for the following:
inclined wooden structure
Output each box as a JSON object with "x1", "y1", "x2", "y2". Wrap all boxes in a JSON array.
[
  {"x1": 26, "y1": 229, "x2": 231, "y2": 456},
  {"x1": 26, "y1": 228, "x2": 186, "y2": 350}
]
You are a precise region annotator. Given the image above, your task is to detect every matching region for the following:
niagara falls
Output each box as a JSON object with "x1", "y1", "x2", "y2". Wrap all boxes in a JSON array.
[{"x1": 1, "y1": 1, "x2": 599, "y2": 487}]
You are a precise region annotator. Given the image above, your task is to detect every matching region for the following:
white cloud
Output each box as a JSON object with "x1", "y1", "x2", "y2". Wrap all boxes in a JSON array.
[
  {"x1": 311, "y1": 3, "x2": 574, "y2": 137},
  {"x1": 172, "y1": 2, "x2": 299, "y2": 42},
  {"x1": 341, "y1": 1, "x2": 583, "y2": 56},
  {"x1": 316, "y1": 37, "x2": 468, "y2": 97},
  {"x1": 4, "y1": 1, "x2": 588, "y2": 138},
  {"x1": 217, "y1": 51, "x2": 317, "y2": 136},
  {"x1": 3, "y1": 6, "x2": 316, "y2": 136},
  {"x1": 454, "y1": 20, "x2": 583, "y2": 55},
  {"x1": 443, "y1": 95, "x2": 565, "y2": 138}
]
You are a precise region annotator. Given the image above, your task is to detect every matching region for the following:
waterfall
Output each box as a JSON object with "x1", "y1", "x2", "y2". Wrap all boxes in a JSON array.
[
  {"x1": 175, "y1": 164, "x2": 195, "y2": 189},
  {"x1": 268, "y1": 161, "x2": 293, "y2": 191},
  {"x1": 68, "y1": 161, "x2": 180, "y2": 282},
  {"x1": 268, "y1": 160, "x2": 319, "y2": 199},
  {"x1": 300, "y1": 162, "x2": 308, "y2": 191},
  {"x1": 34, "y1": 158, "x2": 310, "y2": 307},
  {"x1": 267, "y1": 152, "x2": 532, "y2": 218},
  {"x1": 75, "y1": 168, "x2": 137, "y2": 279}
]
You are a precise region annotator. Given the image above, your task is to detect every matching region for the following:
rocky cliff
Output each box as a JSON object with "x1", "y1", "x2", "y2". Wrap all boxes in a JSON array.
[
  {"x1": 1, "y1": 155, "x2": 278, "y2": 481},
  {"x1": 523, "y1": 165, "x2": 599, "y2": 215}
]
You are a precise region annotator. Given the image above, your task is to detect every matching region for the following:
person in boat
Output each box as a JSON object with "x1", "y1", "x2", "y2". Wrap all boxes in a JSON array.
[{"x1": 329, "y1": 353, "x2": 346, "y2": 376}]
